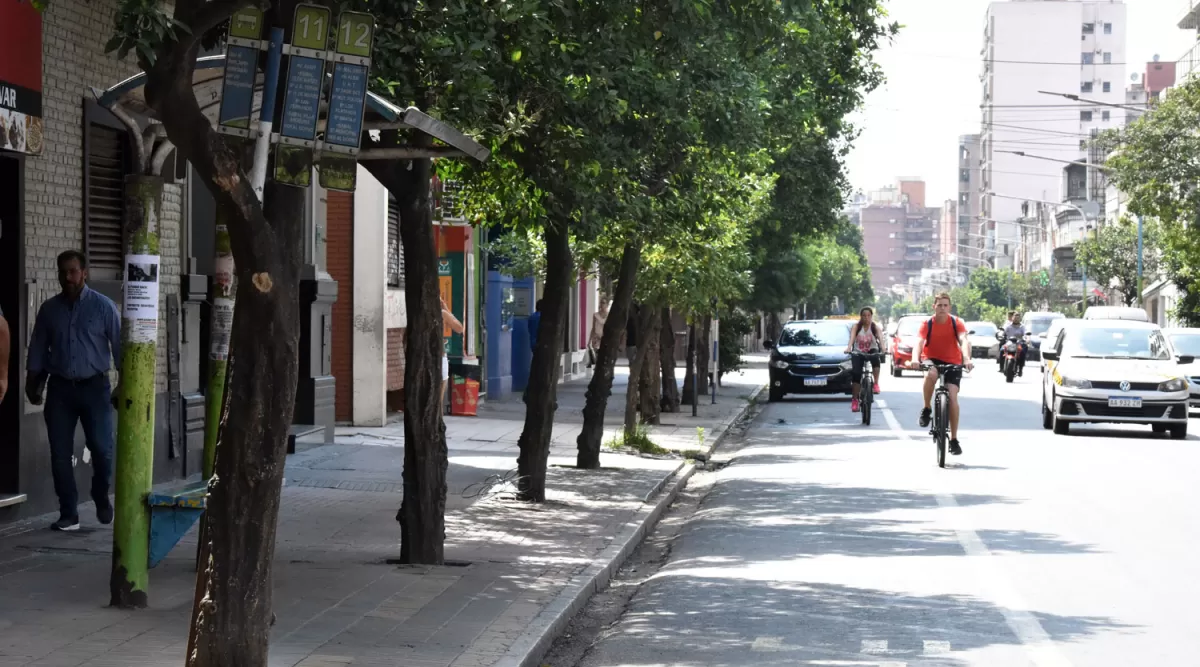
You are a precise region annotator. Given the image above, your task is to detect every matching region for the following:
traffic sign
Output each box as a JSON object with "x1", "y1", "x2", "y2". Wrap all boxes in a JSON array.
[
  {"x1": 319, "y1": 11, "x2": 374, "y2": 192},
  {"x1": 275, "y1": 5, "x2": 330, "y2": 187},
  {"x1": 217, "y1": 7, "x2": 264, "y2": 137}
]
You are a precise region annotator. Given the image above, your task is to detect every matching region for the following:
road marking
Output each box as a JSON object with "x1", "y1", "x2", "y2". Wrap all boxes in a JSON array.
[
  {"x1": 923, "y1": 640, "x2": 952, "y2": 655},
  {"x1": 861, "y1": 639, "x2": 889, "y2": 654},
  {"x1": 802, "y1": 661, "x2": 906, "y2": 667},
  {"x1": 878, "y1": 403, "x2": 1075, "y2": 667},
  {"x1": 752, "y1": 636, "x2": 783, "y2": 651}
]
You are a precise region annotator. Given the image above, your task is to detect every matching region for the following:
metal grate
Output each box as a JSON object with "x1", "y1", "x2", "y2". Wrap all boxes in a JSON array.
[
  {"x1": 387, "y1": 193, "x2": 405, "y2": 288},
  {"x1": 85, "y1": 124, "x2": 127, "y2": 271}
]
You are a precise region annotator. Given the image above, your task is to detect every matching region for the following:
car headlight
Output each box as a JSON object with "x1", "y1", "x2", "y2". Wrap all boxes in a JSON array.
[
  {"x1": 771, "y1": 359, "x2": 790, "y2": 370},
  {"x1": 1159, "y1": 378, "x2": 1188, "y2": 392},
  {"x1": 1061, "y1": 376, "x2": 1092, "y2": 389},
  {"x1": 840, "y1": 359, "x2": 853, "y2": 370}
]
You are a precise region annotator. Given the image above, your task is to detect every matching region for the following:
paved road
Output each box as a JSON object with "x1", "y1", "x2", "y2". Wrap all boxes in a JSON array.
[{"x1": 574, "y1": 359, "x2": 1200, "y2": 666}]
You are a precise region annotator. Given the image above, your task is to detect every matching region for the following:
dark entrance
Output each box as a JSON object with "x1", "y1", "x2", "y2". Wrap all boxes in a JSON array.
[{"x1": 0, "y1": 154, "x2": 23, "y2": 502}]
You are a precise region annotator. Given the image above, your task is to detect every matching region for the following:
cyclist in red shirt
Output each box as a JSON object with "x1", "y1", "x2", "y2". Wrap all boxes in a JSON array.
[{"x1": 907, "y1": 292, "x2": 974, "y2": 455}]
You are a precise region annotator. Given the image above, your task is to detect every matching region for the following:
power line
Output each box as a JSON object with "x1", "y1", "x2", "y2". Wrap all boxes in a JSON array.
[{"x1": 894, "y1": 51, "x2": 1134, "y2": 67}]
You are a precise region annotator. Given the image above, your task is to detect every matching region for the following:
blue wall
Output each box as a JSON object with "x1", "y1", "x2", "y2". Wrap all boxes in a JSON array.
[
  {"x1": 485, "y1": 271, "x2": 514, "y2": 398},
  {"x1": 511, "y1": 276, "x2": 535, "y2": 392}
]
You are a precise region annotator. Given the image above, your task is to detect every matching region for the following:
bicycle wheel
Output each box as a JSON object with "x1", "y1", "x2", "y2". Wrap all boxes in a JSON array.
[
  {"x1": 934, "y1": 392, "x2": 948, "y2": 468},
  {"x1": 861, "y1": 382, "x2": 872, "y2": 426}
]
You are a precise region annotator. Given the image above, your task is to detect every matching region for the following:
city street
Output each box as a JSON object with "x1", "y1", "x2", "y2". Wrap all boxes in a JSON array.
[{"x1": 569, "y1": 358, "x2": 1200, "y2": 666}]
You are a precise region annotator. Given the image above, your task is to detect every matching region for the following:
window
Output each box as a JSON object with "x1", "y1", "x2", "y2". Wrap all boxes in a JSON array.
[
  {"x1": 889, "y1": 232, "x2": 896, "y2": 239},
  {"x1": 1102, "y1": 81, "x2": 1111, "y2": 93},
  {"x1": 959, "y1": 193, "x2": 969, "y2": 206},
  {"x1": 1102, "y1": 110, "x2": 1111, "y2": 121},
  {"x1": 1082, "y1": 23, "x2": 1094, "y2": 34},
  {"x1": 1082, "y1": 52, "x2": 1094, "y2": 65},
  {"x1": 960, "y1": 168, "x2": 970, "y2": 183},
  {"x1": 1081, "y1": 82, "x2": 1094, "y2": 93},
  {"x1": 83, "y1": 103, "x2": 131, "y2": 275},
  {"x1": 1103, "y1": 52, "x2": 1112, "y2": 64},
  {"x1": 1104, "y1": 23, "x2": 1112, "y2": 34},
  {"x1": 1079, "y1": 139, "x2": 1088, "y2": 149},
  {"x1": 1080, "y1": 110, "x2": 1093, "y2": 121},
  {"x1": 386, "y1": 194, "x2": 406, "y2": 288}
]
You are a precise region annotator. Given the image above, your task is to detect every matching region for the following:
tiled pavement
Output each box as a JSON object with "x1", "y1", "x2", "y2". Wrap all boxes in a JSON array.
[{"x1": 0, "y1": 361, "x2": 766, "y2": 667}]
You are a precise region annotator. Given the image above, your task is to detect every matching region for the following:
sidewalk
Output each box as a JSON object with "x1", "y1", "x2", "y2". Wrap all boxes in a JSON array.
[{"x1": 0, "y1": 359, "x2": 766, "y2": 667}]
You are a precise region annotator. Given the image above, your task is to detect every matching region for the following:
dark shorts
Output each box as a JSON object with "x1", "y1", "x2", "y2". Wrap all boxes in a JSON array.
[
  {"x1": 850, "y1": 353, "x2": 882, "y2": 383},
  {"x1": 927, "y1": 359, "x2": 963, "y2": 387}
]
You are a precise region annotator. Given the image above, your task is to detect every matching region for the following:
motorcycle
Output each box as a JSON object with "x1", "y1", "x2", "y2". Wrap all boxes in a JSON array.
[{"x1": 996, "y1": 332, "x2": 1027, "y2": 383}]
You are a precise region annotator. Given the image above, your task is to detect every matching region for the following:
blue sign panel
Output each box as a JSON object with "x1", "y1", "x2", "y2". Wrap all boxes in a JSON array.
[
  {"x1": 324, "y1": 62, "x2": 368, "y2": 148},
  {"x1": 218, "y1": 45, "x2": 258, "y2": 129},
  {"x1": 279, "y1": 55, "x2": 325, "y2": 140}
]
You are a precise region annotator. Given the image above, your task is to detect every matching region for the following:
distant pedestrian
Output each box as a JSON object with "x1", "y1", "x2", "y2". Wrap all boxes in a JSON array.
[
  {"x1": 528, "y1": 299, "x2": 544, "y2": 352},
  {"x1": 587, "y1": 298, "x2": 609, "y2": 367},
  {"x1": 440, "y1": 295, "x2": 464, "y2": 409},
  {"x1": 26, "y1": 250, "x2": 121, "y2": 532}
]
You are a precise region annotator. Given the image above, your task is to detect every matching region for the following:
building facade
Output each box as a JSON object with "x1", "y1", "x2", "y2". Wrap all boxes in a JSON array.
[
  {"x1": 861, "y1": 179, "x2": 940, "y2": 295},
  {"x1": 1180, "y1": 2, "x2": 1200, "y2": 82},
  {"x1": 980, "y1": 0, "x2": 1128, "y2": 268},
  {"x1": 957, "y1": 134, "x2": 983, "y2": 268},
  {"x1": 1, "y1": 0, "x2": 336, "y2": 520}
]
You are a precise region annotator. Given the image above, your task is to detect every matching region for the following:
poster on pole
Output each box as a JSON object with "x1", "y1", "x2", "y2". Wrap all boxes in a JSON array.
[
  {"x1": 318, "y1": 11, "x2": 374, "y2": 192},
  {"x1": 209, "y1": 298, "x2": 235, "y2": 361},
  {"x1": 275, "y1": 4, "x2": 330, "y2": 187},
  {"x1": 123, "y1": 254, "x2": 160, "y2": 344},
  {"x1": 217, "y1": 7, "x2": 264, "y2": 137}
]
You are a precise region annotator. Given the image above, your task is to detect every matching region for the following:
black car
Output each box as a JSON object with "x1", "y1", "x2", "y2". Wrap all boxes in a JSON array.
[{"x1": 765, "y1": 320, "x2": 854, "y2": 401}]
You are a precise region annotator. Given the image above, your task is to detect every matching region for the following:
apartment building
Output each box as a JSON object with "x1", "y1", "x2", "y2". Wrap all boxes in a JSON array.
[
  {"x1": 861, "y1": 179, "x2": 940, "y2": 295},
  {"x1": 1180, "y1": 2, "x2": 1200, "y2": 82}
]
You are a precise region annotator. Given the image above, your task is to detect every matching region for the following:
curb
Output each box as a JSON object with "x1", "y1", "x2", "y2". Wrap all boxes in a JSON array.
[{"x1": 496, "y1": 382, "x2": 764, "y2": 667}]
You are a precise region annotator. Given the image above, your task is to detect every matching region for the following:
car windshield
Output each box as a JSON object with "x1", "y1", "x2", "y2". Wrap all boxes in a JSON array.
[
  {"x1": 1169, "y1": 334, "x2": 1200, "y2": 357},
  {"x1": 778, "y1": 322, "x2": 850, "y2": 347},
  {"x1": 897, "y1": 318, "x2": 924, "y2": 336},
  {"x1": 1063, "y1": 326, "x2": 1171, "y2": 360},
  {"x1": 1026, "y1": 317, "x2": 1059, "y2": 335},
  {"x1": 970, "y1": 323, "x2": 997, "y2": 337}
]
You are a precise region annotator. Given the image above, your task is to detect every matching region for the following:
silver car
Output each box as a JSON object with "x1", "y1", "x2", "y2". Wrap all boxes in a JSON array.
[
  {"x1": 1041, "y1": 320, "x2": 1194, "y2": 438},
  {"x1": 1164, "y1": 328, "x2": 1200, "y2": 412}
]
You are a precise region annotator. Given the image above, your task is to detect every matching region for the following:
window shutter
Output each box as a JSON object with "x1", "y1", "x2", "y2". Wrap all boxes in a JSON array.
[
  {"x1": 85, "y1": 124, "x2": 128, "y2": 271},
  {"x1": 387, "y1": 193, "x2": 405, "y2": 288}
]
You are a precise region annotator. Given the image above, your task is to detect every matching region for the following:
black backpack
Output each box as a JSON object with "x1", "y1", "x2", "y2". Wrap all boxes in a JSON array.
[{"x1": 924, "y1": 316, "x2": 961, "y2": 347}]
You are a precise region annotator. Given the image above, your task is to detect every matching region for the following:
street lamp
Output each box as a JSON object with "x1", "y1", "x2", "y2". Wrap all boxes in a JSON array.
[{"x1": 987, "y1": 192, "x2": 1099, "y2": 246}]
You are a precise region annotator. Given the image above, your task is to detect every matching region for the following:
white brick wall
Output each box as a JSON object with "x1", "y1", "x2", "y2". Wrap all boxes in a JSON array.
[{"x1": 23, "y1": 0, "x2": 183, "y2": 393}]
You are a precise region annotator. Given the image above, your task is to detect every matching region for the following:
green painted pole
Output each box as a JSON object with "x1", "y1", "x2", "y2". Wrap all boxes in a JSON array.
[
  {"x1": 203, "y1": 217, "x2": 235, "y2": 479},
  {"x1": 110, "y1": 175, "x2": 163, "y2": 609}
]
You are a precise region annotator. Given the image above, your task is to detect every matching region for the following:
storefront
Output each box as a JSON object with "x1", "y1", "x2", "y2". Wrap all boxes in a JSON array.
[{"x1": 1, "y1": 0, "x2": 45, "y2": 508}]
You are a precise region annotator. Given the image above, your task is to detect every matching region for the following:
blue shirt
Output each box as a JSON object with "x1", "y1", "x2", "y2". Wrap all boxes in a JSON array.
[
  {"x1": 528, "y1": 311, "x2": 541, "y2": 351},
  {"x1": 28, "y1": 286, "x2": 122, "y2": 380}
]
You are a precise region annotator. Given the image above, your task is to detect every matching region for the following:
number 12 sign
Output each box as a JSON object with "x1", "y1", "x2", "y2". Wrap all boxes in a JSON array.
[{"x1": 319, "y1": 11, "x2": 374, "y2": 192}]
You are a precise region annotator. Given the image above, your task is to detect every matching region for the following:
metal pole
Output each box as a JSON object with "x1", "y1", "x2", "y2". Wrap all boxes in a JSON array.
[
  {"x1": 1137, "y1": 215, "x2": 1144, "y2": 307},
  {"x1": 1082, "y1": 262, "x2": 1087, "y2": 310},
  {"x1": 249, "y1": 27, "x2": 285, "y2": 199},
  {"x1": 691, "y1": 321, "x2": 698, "y2": 417},
  {"x1": 711, "y1": 316, "x2": 717, "y2": 404}
]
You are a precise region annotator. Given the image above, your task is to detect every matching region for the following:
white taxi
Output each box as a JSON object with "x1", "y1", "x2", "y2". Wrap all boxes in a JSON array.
[{"x1": 1041, "y1": 320, "x2": 1194, "y2": 438}]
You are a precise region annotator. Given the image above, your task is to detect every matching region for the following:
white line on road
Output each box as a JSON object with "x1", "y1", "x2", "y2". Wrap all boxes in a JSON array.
[
  {"x1": 752, "y1": 636, "x2": 783, "y2": 651},
  {"x1": 923, "y1": 640, "x2": 952, "y2": 655},
  {"x1": 878, "y1": 402, "x2": 1075, "y2": 667},
  {"x1": 861, "y1": 639, "x2": 889, "y2": 654}
]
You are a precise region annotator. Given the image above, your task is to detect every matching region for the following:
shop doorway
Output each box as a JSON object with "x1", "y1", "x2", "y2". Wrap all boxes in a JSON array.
[{"x1": 0, "y1": 154, "x2": 22, "y2": 498}]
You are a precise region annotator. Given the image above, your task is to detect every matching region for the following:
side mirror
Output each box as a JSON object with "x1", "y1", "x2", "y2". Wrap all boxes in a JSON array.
[
  {"x1": 763, "y1": 340, "x2": 775, "y2": 349},
  {"x1": 1037, "y1": 332, "x2": 1047, "y2": 339},
  {"x1": 1042, "y1": 351, "x2": 1059, "y2": 361},
  {"x1": 1178, "y1": 355, "x2": 1195, "y2": 365},
  {"x1": 968, "y1": 330, "x2": 976, "y2": 336}
]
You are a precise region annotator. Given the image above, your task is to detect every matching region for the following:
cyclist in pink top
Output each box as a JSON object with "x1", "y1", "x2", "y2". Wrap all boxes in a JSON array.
[{"x1": 844, "y1": 307, "x2": 885, "y2": 413}]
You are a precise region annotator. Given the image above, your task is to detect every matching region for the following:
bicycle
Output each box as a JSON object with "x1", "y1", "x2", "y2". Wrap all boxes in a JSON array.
[
  {"x1": 851, "y1": 351, "x2": 883, "y2": 426},
  {"x1": 922, "y1": 361, "x2": 966, "y2": 468}
]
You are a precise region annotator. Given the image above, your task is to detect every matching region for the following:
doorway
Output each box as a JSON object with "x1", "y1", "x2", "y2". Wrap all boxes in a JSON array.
[{"x1": 0, "y1": 155, "x2": 22, "y2": 497}]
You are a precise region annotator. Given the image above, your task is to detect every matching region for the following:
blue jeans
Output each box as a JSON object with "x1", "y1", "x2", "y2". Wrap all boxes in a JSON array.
[{"x1": 44, "y1": 375, "x2": 114, "y2": 519}]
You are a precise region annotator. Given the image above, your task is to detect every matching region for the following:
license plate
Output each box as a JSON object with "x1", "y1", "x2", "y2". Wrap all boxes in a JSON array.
[
  {"x1": 1108, "y1": 397, "x2": 1142, "y2": 409},
  {"x1": 804, "y1": 377, "x2": 828, "y2": 387}
]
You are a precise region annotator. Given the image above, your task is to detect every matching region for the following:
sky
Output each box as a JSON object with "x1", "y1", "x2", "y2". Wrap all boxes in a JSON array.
[{"x1": 845, "y1": 0, "x2": 1197, "y2": 204}]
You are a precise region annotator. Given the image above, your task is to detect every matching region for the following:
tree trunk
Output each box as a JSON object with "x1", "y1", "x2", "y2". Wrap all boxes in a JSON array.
[
  {"x1": 623, "y1": 302, "x2": 654, "y2": 437},
  {"x1": 697, "y1": 314, "x2": 711, "y2": 396},
  {"x1": 189, "y1": 180, "x2": 305, "y2": 665},
  {"x1": 577, "y1": 240, "x2": 641, "y2": 468},
  {"x1": 638, "y1": 307, "x2": 662, "y2": 425},
  {"x1": 110, "y1": 175, "x2": 163, "y2": 609},
  {"x1": 517, "y1": 220, "x2": 572, "y2": 501},
  {"x1": 682, "y1": 320, "x2": 697, "y2": 406},
  {"x1": 659, "y1": 307, "x2": 680, "y2": 413}
]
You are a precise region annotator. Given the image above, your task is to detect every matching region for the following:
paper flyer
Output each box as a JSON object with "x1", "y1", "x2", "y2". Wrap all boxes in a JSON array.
[
  {"x1": 123, "y1": 254, "x2": 160, "y2": 344},
  {"x1": 210, "y1": 298, "x2": 235, "y2": 361}
]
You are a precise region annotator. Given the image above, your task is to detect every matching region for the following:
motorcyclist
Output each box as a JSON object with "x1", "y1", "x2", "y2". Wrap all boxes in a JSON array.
[
  {"x1": 997, "y1": 311, "x2": 1016, "y2": 370},
  {"x1": 1002, "y1": 314, "x2": 1028, "y2": 376}
]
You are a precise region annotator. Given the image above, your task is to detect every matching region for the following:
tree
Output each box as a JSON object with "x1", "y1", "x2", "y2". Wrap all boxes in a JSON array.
[
  {"x1": 1102, "y1": 78, "x2": 1200, "y2": 324},
  {"x1": 1073, "y1": 217, "x2": 1160, "y2": 306}
]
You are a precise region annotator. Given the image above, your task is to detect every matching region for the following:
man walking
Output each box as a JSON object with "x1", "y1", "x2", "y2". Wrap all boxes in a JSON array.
[
  {"x1": 26, "y1": 250, "x2": 121, "y2": 531},
  {"x1": 0, "y1": 303, "x2": 10, "y2": 405}
]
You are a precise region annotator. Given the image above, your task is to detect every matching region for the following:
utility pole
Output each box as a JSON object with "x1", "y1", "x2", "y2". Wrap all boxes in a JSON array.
[{"x1": 1137, "y1": 215, "x2": 1144, "y2": 307}]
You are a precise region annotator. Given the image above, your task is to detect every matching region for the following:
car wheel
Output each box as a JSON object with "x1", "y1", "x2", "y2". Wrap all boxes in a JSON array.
[
  {"x1": 1042, "y1": 395, "x2": 1053, "y2": 430},
  {"x1": 768, "y1": 386, "x2": 783, "y2": 403},
  {"x1": 1052, "y1": 411, "x2": 1070, "y2": 435},
  {"x1": 892, "y1": 364, "x2": 902, "y2": 378},
  {"x1": 1153, "y1": 424, "x2": 1168, "y2": 434},
  {"x1": 1171, "y1": 423, "x2": 1188, "y2": 440}
]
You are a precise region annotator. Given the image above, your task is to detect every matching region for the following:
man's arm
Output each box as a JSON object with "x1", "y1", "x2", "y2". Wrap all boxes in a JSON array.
[
  {"x1": 107, "y1": 299, "x2": 123, "y2": 370},
  {"x1": 910, "y1": 336, "x2": 927, "y2": 367},
  {"x1": 957, "y1": 324, "x2": 973, "y2": 368},
  {"x1": 0, "y1": 312, "x2": 10, "y2": 404},
  {"x1": 26, "y1": 304, "x2": 49, "y2": 404}
]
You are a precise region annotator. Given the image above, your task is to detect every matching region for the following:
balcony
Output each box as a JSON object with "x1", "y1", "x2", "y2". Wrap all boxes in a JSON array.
[
  {"x1": 1181, "y1": 0, "x2": 1200, "y2": 29},
  {"x1": 1181, "y1": 40, "x2": 1200, "y2": 83}
]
